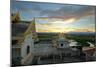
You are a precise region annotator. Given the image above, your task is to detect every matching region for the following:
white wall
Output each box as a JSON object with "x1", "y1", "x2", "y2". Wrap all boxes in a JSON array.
[
  {"x1": 57, "y1": 41, "x2": 70, "y2": 48},
  {"x1": 21, "y1": 33, "x2": 34, "y2": 58}
]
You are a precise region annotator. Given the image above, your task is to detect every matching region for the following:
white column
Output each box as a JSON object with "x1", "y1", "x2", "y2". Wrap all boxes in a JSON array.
[
  {"x1": 53, "y1": 54, "x2": 55, "y2": 63},
  {"x1": 37, "y1": 56, "x2": 41, "y2": 64},
  {"x1": 60, "y1": 53, "x2": 62, "y2": 60}
]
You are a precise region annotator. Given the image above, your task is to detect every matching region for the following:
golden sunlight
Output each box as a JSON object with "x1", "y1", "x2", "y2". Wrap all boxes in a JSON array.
[
  {"x1": 49, "y1": 28, "x2": 74, "y2": 33},
  {"x1": 50, "y1": 18, "x2": 76, "y2": 24},
  {"x1": 64, "y1": 18, "x2": 76, "y2": 24}
]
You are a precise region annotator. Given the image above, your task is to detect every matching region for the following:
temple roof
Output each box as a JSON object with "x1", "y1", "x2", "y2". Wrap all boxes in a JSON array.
[
  {"x1": 12, "y1": 22, "x2": 30, "y2": 37},
  {"x1": 11, "y1": 12, "x2": 20, "y2": 23}
]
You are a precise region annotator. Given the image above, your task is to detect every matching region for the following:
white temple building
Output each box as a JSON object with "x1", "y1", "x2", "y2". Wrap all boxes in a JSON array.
[{"x1": 20, "y1": 21, "x2": 81, "y2": 65}]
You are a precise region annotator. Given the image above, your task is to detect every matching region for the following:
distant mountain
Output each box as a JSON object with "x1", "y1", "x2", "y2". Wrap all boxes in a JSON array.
[
  {"x1": 37, "y1": 32, "x2": 96, "y2": 36},
  {"x1": 67, "y1": 32, "x2": 95, "y2": 35}
]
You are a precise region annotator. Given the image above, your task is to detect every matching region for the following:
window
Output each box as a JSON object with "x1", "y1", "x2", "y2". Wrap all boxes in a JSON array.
[
  {"x1": 27, "y1": 46, "x2": 30, "y2": 54},
  {"x1": 61, "y1": 44, "x2": 63, "y2": 47},
  {"x1": 12, "y1": 40, "x2": 18, "y2": 45}
]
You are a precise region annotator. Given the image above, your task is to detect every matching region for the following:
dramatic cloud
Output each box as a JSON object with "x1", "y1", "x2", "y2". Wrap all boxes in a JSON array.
[
  {"x1": 11, "y1": 1, "x2": 42, "y2": 14},
  {"x1": 40, "y1": 5, "x2": 95, "y2": 20},
  {"x1": 11, "y1": 1, "x2": 95, "y2": 20},
  {"x1": 11, "y1": 1, "x2": 96, "y2": 33}
]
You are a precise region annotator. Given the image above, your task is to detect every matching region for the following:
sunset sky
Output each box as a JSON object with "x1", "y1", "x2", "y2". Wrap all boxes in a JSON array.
[{"x1": 11, "y1": 1, "x2": 96, "y2": 33}]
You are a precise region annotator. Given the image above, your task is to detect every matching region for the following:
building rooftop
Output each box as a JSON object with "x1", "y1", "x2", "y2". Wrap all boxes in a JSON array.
[
  {"x1": 12, "y1": 22, "x2": 30, "y2": 37},
  {"x1": 34, "y1": 40, "x2": 52, "y2": 44}
]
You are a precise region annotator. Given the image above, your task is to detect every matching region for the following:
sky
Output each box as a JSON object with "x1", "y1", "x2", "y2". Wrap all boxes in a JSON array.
[{"x1": 11, "y1": 0, "x2": 96, "y2": 33}]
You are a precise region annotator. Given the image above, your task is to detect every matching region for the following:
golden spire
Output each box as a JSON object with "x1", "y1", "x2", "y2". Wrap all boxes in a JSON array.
[
  {"x1": 24, "y1": 18, "x2": 39, "y2": 42},
  {"x1": 24, "y1": 18, "x2": 36, "y2": 36},
  {"x1": 12, "y1": 11, "x2": 20, "y2": 23}
]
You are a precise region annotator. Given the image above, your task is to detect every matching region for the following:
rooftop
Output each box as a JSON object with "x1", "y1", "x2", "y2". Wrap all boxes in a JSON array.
[{"x1": 12, "y1": 22, "x2": 30, "y2": 37}]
